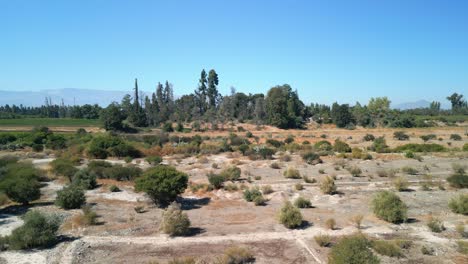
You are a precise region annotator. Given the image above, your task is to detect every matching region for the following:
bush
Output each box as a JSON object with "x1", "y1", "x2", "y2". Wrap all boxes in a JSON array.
[
  {"x1": 420, "y1": 134, "x2": 436, "y2": 142},
  {"x1": 266, "y1": 139, "x2": 283, "y2": 148},
  {"x1": 208, "y1": 173, "x2": 225, "y2": 189},
  {"x1": 450, "y1": 134, "x2": 462, "y2": 141},
  {"x1": 8, "y1": 211, "x2": 60, "y2": 250},
  {"x1": 449, "y1": 194, "x2": 468, "y2": 215},
  {"x1": 301, "y1": 151, "x2": 322, "y2": 165},
  {"x1": 295, "y1": 183, "x2": 304, "y2": 190},
  {"x1": 347, "y1": 165, "x2": 362, "y2": 177},
  {"x1": 315, "y1": 234, "x2": 332, "y2": 247},
  {"x1": 314, "y1": 140, "x2": 332, "y2": 151},
  {"x1": 371, "y1": 191, "x2": 407, "y2": 223},
  {"x1": 328, "y1": 234, "x2": 379, "y2": 264},
  {"x1": 220, "y1": 166, "x2": 241, "y2": 181},
  {"x1": 393, "y1": 131, "x2": 409, "y2": 140},
  {"x1": 369, "y1": 137, "x2": 390, "y2": 153},
  {"x1": 32, "y1": 144, "x2": 44, "y2": 152},
  {"x1": 87, "y1": 135, "x2": 140, "y2": 159},
  {"x1": 81, "y1": 205, "x2": 98, "y2": 225},
  {"x1": 55, "y1": 185, "x2": 86, "y2": 209},
  {"x1": 261, "y1": 185, "x2": 274, "y2": 194},
  {"x1": 218, "y1": 246, "x2": 254, "y2": 264},
  {"x1": 320, "y1": 176, "x2": 337, "y2": 194},
  {"x1": 109, "y1": 185, "x2": 120, "y2": 192},
  {"x1": 270, "y1": 162, "x2": 281, "y2": 169},
  {"x1": 401, "y1": 166, "x2": 418, "y2": 175},
  {"x1": 421, "y1": 245, "x2": 434, "y2": 255},
  {"x1": 253, "y1": 195, "x2": 266, "y2": 206},
  {"x1": 278, "y1": 201, "x2": 303, "y2": 229},
  {"x1": 146, "y1": 155, "x2": 163, "y2": 165},
  {"x1": 243, "y1": 187, "x2": 262, "y2": 202},
  {"x1": 160, "y1": 203, "x2": 190, "y2": 236},
  {"x1": 135, "y1": 165, "x2": 188, "y2": 207},
  {"x1": 333, "y1": 140, "x2": 351, "y2": 153},
  {"x1": 463, "y1": 143, "x2": 468, "y2": 151},
  {"x1": 427, "y1": 216, "x2": 445, "y2": 233},
  {"x1": 284, "y1": 136, "x2": 295, "y2": 144},
  {"x1": 238, "y1": 144, "x2": 249, "y2": 155},
  {"x1": 447, "y1": 171, "x2": 468, "y2": 189},
  {"x1": 45, "y1": 134, "x2": 67, "y2": 150},
  {"x1": 393, "y1": 143, "x2": 446, "y2": 153},
  {"x1": 325, "y1": 218, "x2": 336, "y2": 230},
  {"x1": 0, "y1": 163, "x2": 41, "y2": 205},
  {"x1": 72, "y1": 169, "x2": 97, "y2": 190},
  {"x1": 393, "y1": 176, "x2": 409, "y2": 191},
  {"x1": 162, "y1": 122, "x2": 174, "y2": 132},
  {"x1": 283, "y1": 166, "x2": 301, "y2": 179},
  {"x1": 258, "y1": 147, "x2": 275, "y2": 159},
  {"x1": 294, "y1": 197, "x2": 311, "y2": 208},
  {"x1": 50, "y1": 158, "x2": 78, "y2": 181},
  {"x1": 363, "y1": 134, "x2": 375, "y2": 141},
  {"x1": 372, "y1": 240, "x2": 403, "y2": 258},
  {"x1": 377, "y1": 169, "x2": 396, "y2": 178}
]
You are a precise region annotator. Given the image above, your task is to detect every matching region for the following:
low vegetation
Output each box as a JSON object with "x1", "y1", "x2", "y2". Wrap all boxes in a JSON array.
[
  {"x1": 328, "y1": 234, "x2": 379, "y2": 264},
  {"x1": 278, "y1": 201, "x2": 303, "y2": 229},
  {"x1": 160, "y1": 203, "x2": 191, "y2": 236},
  {"x1": 371, "y1": 191, "x2": 408, "y2": 224}
]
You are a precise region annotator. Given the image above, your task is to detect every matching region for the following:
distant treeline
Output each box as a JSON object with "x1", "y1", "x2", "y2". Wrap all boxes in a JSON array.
[{"x1": 1, "y1": 69, "x2": 467, "y2": 130}]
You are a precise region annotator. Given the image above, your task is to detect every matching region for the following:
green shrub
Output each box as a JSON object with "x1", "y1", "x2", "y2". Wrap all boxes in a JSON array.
[
  {"x1": 393, "y1": 143, "x2": 446, "y2": 153},
  {"x1": 220, "y1": 166, "x2": 241, "y2": 181},
  {"x1": 162, "y1": 122, "x2": 174, "y2": 132},
  {"x1": 55, "y1": 185, "x2": 86, "y2": 209},
  {"x1": 72, "y1": 169, "x2": 97, "y2": 190},
  {"x1": 301, "y1": 151, "x2": 322, "y2": 165},
  {"x1": 393, "y1": 131, "x2": 409, "y2": 140},
  {"x1": 369, "y1": 137, "x2": 390, "y2": 153},
  {"x1": 315, "y1": 140, "x2": 333, "y2": 151},
  {"x1": 315, "y1": 234, "x2": 332, "y2": 247},
  {"x1": 81, "y1": 205, "x2": 98, "y2": 225},
  {"x1": 284, "y1": 166, "x2": 301, "y2": 179},
  {"x1": 243, "y1": 187, "x2": 262, "y2": 202},
  {"x1": 371, "y1": 191, "x2": 407, "y2": 224},
  {"x1": 333, "y1": 139, "x2": 351, "y2": 153},
  {"x1": 238, "y1": 144, "x2": 249, "y2": 155},
  {"x1": 208, "y1": 173, "x2": 225, "y2": 189},
  {"x1": 320, "y1": 176, "x2": 337, "y2": 194},
  {"x1": 278, "y1": 201, "x2": 303, "y2": 229},
  {"x1": 50, "y1": 158, "x2": 78, "y2": 181},
  {"x1": 447, "y1": 170, "x2": 468, "y2": 188},
  {"x1": 266, "y1": 139, "x2": 283, "y2": 148},
  {"x1": 457, "y1": 241, "x2": 468, "y2": 255},
  {"x1": 146, "y1": 156, "x2": 163, "y2": 165},
  {"x1": 86, "y1": 160, "x2": 112, "y2": 177},
  {"x1": 420, "y1": 134, "x2": 436, "y2": 142},
  {"x1": 135, "y1": 165, "x2": 188, "y2": 207},
  {"x1": 463, "y1": 143, "x2": 468, "y2": 151},
  {"x1": 371, "y1": 240, "x2": 403, "y2": 258},
  {"x1": 45, "y1": 134, "x2": 67, "y2": 150},
  {"x1": 450, "y1": 134, "x2": 462, "y2": 141},
  {"x1": 32, "y1": 144, "x2": 44, "y2": 152},
  {"x1": 109, "y1": 185, "x2": 120, "y2": 192},
  {"x1": 363, "y1": 134, "x2": 375, "y2": 141},
  {"x1": 258, "y1": 147, "x2": 275, "y2": 159},
  {"x1": 101, "y1": 165, "x2": 142, "y2": 181},
  {"x1": 449, "y1": 194, "x2": 468, "y2": 215},
  {"x1": 294, "y1": 197, "x2": 312, "y2": 208},
  {"x1": 421, "y1": 245, "x2": 434, "y2": 255},
  {"x1": 8, "y1": 211, "x2": 60, "y2": 250},
  {"x1": 427, "y1": 216, "x2": 445, "y2": 233},
  {"x1": 87, "y1": 135, "x2": 140, "y2": 159},
  {"x1": 253, "y1": 195, "x2": 266, "y2": 206},
  {"x1": 160, "y1": 203, "x2": 190, "y2": 236},
  {"x1": 328, "y1": 234, "x2": 379, "y2": 264},
  {"x1": 284, "y1": 136, "x2": 295, "y2": 144},
  {"x1": 0, "y1": 163, "x2": 42, "y2": 205}
]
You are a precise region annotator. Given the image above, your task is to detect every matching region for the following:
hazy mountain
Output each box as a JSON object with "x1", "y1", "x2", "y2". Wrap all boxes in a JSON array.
[
  {"x1": 0, "y1": 88, "x2": 130, "y2": 106},
  {"x1": 392, "y1": 100, "x2": 432, "y2": 110}
]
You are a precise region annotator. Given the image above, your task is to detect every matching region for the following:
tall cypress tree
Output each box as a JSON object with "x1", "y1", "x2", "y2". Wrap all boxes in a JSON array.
[{"x1": 207, "y1": 69, "x2": 219, "y2": 109}]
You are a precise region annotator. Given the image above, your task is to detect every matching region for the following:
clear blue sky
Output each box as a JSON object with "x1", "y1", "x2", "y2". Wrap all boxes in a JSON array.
[{"x1": 1, "y1": 0, "x2": 467, "y2": 105}]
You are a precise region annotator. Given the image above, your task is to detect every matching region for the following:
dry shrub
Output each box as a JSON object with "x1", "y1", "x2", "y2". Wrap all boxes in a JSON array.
[
  {"x1": 284, "y1": 166, "x2": 301, "y2": 179},
  {"x1": 393, "y1": 176, "x2": 409, "y2": 191},
  {"x1": 315, "y1": 234, "x2": 332, "y2": 247},
  {"x1": 350, "y1": 214, "x2": 364, "y2": 229},
  {"x1": 217, "y1": 246, "x2": 254, "y2": 264},
  {"x1": 320, "y1": 176, "x2": 337, "y2": 194},
  {"x1": 325, "y1": 218, "x2": 336, "y2": 230},
  {"x1": 261, "y1": 185, "x2": 274, "y2": 194}
]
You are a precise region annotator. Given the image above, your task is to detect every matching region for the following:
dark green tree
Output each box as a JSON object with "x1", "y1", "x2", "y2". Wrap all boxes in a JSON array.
[
  {"x1": 207, "y1": 69, "x2": 220, "y2": 109},
  {"x1": 265, "y1": 85, "x2": 304, "y2": 129},
  {"x1": 100, "y1": 103, "x2": 125, "y2": 131}
]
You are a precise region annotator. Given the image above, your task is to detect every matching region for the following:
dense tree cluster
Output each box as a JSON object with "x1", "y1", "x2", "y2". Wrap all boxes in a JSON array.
[{"x1": 1, "y1": 68, "x2": 466, "y2": 130}]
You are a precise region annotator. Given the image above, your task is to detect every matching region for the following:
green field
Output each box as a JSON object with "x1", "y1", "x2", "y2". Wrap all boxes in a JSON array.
[{"x1": 0, "y1": 118, "x2": 101, "y2": 127}]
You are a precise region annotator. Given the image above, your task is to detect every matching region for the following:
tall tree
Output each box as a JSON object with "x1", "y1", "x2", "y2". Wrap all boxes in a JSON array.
[
  {"x1": 207, "y1": 69, "x2": 220, "y2": 109},
  {"x1": 195, "y1": 69, "x2": 208, "y2": 115},
  {"x1": 265, "y1": 85, "x2": 304, "y2": 129}
]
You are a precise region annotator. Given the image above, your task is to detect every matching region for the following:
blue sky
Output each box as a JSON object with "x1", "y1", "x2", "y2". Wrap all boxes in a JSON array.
[{"x1": 1, "y1": 0, "x2": 467, "y2": 105}]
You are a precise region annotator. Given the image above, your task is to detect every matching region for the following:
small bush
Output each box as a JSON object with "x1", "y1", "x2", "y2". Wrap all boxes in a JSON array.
[
  {"x1": 320, "y1": 176, "x2": 337, "y2": 194},
  {"x1": 393, "y1": 131, "x2": 409, "y2": 140},
  {"x1": 283, "y1": 166, "x2": 301, "y2": 179},
  {"x1": 369, "y1": 137, "x2": 390, "y2": 153},
  {"x1": 393, "y1": 143, "x2": 446, "y2": 153},
  {"x1": 72, "y1": 169, "x2": 97, "y2": 190},
  {"x1": 8, "y1": 211, "x2": 60, "y2": 250},
  {"x1": 218, "y1": 246, "x2": 254, "y2": 264},
  {"x1": 393, "y1": 176, "x2": 409, "y2": 191},
  {"x1": 315, "y1": 234, "x2": 332, "y2": 247},
  {"x1": 50, "y1": 158, "x2": 78, "y2": 181},
  {"x1": 266, "y1": 139, "x2": 283, "y2": 148},
  {"x1": 372, "y1": 240, "x2": 403, "y2": 258},
  {"x1": 333, "y1": 139, "x2": 351, "y2": 153},
  {"x1": 109, "y1": 185, "x2": 120, "y2": 192},
  {"x1": 401, "y1": 166, "x2": 418, "y2": 175},
  {"x1": 350, "y1": 214, "x2": 364, "y2": 229},
  {"x1": 449, "y1": 194, "x2": 468, "y2": 215},
  {"x1": 294, "y1": 196, "x2": 311, "y2": 208},
  {"x1": 314, "y1": 140, "x2": 332, "y2": 151},
  {"x1": 162, "y1": 122, "x2": 174, "y2": 132},
  {"x1": 160, "y1": 203, "x2": 190, "y2": 236},
  {"x1": 208, "y1": 173, "x2": 225, "y2": 189},
  {"x1": 284, "y1": 136, "x2": 295, "y2": 144},
  {"x1": 135, "y1": 165, "x2": 188, "y2": 207},
  {"x1": 318, "y1": 169, "x2": 325, "y2": 174},
  {"x1": 371, "y1": 191, "x2": 407, "y2": 224},
  {"x1": 261, "y1": 185, "x2": 274, "y2": 194},
  {"x1": 328, "y1": 234, "x2": 379, "y2": 264},
  {"x1": 457, "y1": 241, "x2": 468, "y2": 255},
  {"x1": 347, "y1": 165, "x2": 362, "y2": 177},
  {"x1": 243, "y1": 187, "x2": 262, "y2": 202},
  {"x1": 463, "y1": 143, "x2": 468, "y2": 151},
  {"x1": 303, "y1": 175, "x2": 316, "y2": 183},
  {"x1": 301, "y1": 151, "x2": 322, "y2": 165},
  {"x1": 258, "y1": 147, "x2": 275, "y2": 159},
  {"x1": 421, "y1": 245, "x2": 434, "y2": 255},
  {"x1": 420, "y1": 134, "x2": 436, "y2": 142},
  {"x1": 278, "y1": 201, "x2": 303, "y2": 229},
  {"x1": 427, "y1": 216, "x2": 445, "y2": 233},
  {"x1": 253, "y1": 195, "x2": 266, "y2": 206},
  {"x1": 363, "y1": 134, "x2": 375, "y2": 141},
  {"x1": 81, "y1": 205, "x2": 98, "y2": 225},
  {"x1": 146, "y1": 155, "x2": 163, "y2": 165},
  {"x1": 456, "y1": 223, "x2": 468, "y2": 238},
  {"x1": 270, "y1": 162, "x2": 281, "y2": 169},
  {"x1": 377, "y1": 169, "x2": 396, "y2": 178},
  {"x1": 447, "y1": 170, "x2": 468, "y2": 189},
  {"x1": 280, "y1": 154, "x2": 291, "y2": 162},
  {"x1": 450, "y1": 134, "x2": 462, "y2": 141},
  {"x1": 220, "y1": 166, "x2": 241, "y2": 181},
  {"x1": 325, "y1": 218, "x2": 336, "y2": 230},
  {"x1": 55, "y1": 185, "x2": 86, "y2": 209},
  {"x1": 295, "y1": 183, "x2": 304, "y2": 191}
]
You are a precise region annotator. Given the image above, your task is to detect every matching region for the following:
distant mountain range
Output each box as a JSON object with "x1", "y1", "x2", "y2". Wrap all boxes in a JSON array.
[
  {"x1": 392, "y1": 100, "x2": 431, "y2": 110},
  {"x1": 0, "y1": 88, "x2": 129, "y2": 106}
]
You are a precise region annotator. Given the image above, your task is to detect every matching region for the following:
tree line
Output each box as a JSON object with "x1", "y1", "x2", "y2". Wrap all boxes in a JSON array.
[{"x1": 1, "y1": 69, "x2": 467, "y2": 130}]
